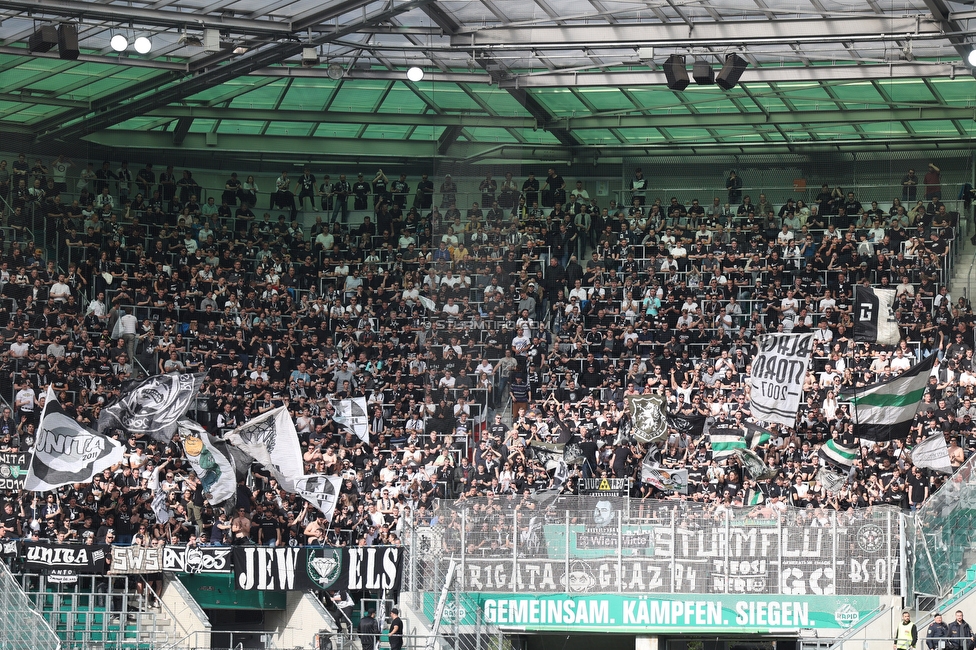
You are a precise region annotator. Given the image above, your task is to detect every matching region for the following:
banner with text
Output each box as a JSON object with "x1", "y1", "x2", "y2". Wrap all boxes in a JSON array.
[
  {"x1": 748, "y1": 333, "x2": 814, "y2": 427},
  {"x1": 232, "y1": 546, "x2": 403, "y2": 592},
  {"x1": 0, "y1": 452, "x2": 29, "y2": 490},
  {"x1": 445, "y1": 496, "x2": 898, "y2": 596},
  {"x1": 422, "y1": 592, "x2": 881, "y2": 634},
  {"x1": 23, "y1": 541, "x2": 109, "y2": 584},
  {"x1": 109, "y1": 545, "x2": 234, "y2": 574}
]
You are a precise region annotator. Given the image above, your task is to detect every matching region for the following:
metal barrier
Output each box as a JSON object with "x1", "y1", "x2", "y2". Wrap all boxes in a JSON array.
[
  {"x1": 913, "y1": 452, "x2": 976, "y2": 599},
  {"x1": 14, "y1": 572, "x2": 163, "y2": 650},
  {"x1": 0, "y1": 561, "x2": 60, "y2": 650},
  {"x1": 408, "y1": 496, "x2": 902, "y2": 597}
]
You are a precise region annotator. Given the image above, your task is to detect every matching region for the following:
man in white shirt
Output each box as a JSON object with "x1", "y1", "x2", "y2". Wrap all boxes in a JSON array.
[
  {"x1": 49, "y1": 275, "x2": 71, "y2": 303},
  {"x1": 777, "y1": 225, "x2": 794, "y2": 245},
  {"x1": 88, "y1": 292, "x2": 108, "y2": 319},
  {"x1": 315, "y1": 230, "x2": 334, "y2": 253},
  {"x1": 889, "y1": 349, "x2": 912, "y2": 373},
  {"x1": 438, "y1": 371, "x2": 457, "y2": 391},
  {"x1": 8, "y1": 335, "x2": 29, "y2": 359},
  {"x1": 118, "y1": 308, "x2": 139, "y2": 365},
  {"x1": 15, "y1": 383, "x2": 35, "y2": 420},
  {"x1": 895, "y1": 276, "x2": 915, "y2": 300},
  {"x1": 568, "y1": 279, "x2": 587, "y2": 303},
  {"x1": 442, "y1": 297, "x2": 460, "y2": 317}
]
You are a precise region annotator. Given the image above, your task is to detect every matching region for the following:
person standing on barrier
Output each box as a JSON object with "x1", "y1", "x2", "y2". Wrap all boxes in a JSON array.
[
  {"x1": 896, "y1": 611, "x2": 918, "y2": 650},
  {"x1": 928, "y1": 613, "x2": 950, "y2": 650},
  {"x1": 949, "y1": 611, "x2": 974, "y2": 650},
  {"x1": 359, "y1": 609, "x2": 380, "y2": 650},
  {"x1": 388, "y1": 607, "x2": 403, "y2": 650}
]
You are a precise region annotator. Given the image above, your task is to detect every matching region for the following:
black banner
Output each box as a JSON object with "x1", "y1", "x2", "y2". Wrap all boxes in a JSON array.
[
  {"x1": 233, "y1": 546, "x2": 403, "y2": 591},
  {"x1": 0, "y1": 452, "x2": 29, "y2": 490},
  {"x1": 23, "y1": 541, "x2": 109, "y2": 584}
]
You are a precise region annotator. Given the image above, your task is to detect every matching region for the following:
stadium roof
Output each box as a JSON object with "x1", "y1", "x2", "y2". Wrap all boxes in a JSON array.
[{"x1": 2, "y1": 0, "x2": 976, "y2": 164}]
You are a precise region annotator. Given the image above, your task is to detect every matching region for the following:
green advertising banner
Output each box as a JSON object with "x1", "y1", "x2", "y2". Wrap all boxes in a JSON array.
[{"x1": 424, "y1": 592, "x2": 881, "y2": 634}]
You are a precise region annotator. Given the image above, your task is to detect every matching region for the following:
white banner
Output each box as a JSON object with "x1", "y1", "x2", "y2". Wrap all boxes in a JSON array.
[{"x1": 748, "y1": 333, "x2": 814, "y2": 427}]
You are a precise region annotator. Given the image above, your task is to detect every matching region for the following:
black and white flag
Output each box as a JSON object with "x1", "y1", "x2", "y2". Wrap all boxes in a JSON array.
[
  {"x1": 625, "y1": 394, "x2": 670, "y2": 443},
  {"x1": 329, "y1": 397, "x2": 369, "y2": 443},
  {"x1": 295, "y1": 474, "x2": 342, "y2": 520},
  {"x1": 26, "y1": 387, "x2": 125, "y2": 491},
  {"x1": 98, "y1": 372, "x2": 206, "y2": 444},
  {"x1": 226, "y1": 407, "x2": 304, "y2": 493},
  {"x1": 854, "y1": 285, "x2": 900, "y2": 346}
]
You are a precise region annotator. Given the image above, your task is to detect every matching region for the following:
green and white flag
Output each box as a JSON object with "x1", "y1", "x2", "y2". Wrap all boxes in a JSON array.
[
  {"x1": 840, "y1": 353, "x2": 936, "y2": 441},
  {"x1": 710, "y1": 423, "x2": 772, "y2": 460},
  {"x1": 819, "y1": 437, "x2": 859, "y2": 469},
  {"x1": 709, "y1": 428, "x2": 745, "y2": 459}
]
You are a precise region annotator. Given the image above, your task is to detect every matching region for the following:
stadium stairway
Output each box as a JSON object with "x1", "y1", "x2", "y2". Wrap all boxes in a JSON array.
[{"x1": 948, "y1": 218, "x2": 976, "y2": 302}]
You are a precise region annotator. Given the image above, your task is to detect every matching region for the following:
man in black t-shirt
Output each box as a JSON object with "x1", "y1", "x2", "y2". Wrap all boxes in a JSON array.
[
  {"x1": 296, "y1": 167, "x2": 317, "y2": 211},
  {"x1": 579, "y1": 432, "x2": 599, "y2": 479}
]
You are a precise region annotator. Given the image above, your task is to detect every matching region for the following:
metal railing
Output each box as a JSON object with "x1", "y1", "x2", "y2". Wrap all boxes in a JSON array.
[{"x1": 0, "y1": 561, "x2": 60, "y2": 650}]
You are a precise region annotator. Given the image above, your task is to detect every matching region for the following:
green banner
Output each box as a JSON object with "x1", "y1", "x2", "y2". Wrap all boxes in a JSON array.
[{"x1": 424, "y1": 593, "x2": 880, "y2": 634}]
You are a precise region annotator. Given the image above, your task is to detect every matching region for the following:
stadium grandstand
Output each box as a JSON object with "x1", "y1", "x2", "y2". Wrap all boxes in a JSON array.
[{"x1": 5, "y1": 2, "x2": 976, "y2": 650}]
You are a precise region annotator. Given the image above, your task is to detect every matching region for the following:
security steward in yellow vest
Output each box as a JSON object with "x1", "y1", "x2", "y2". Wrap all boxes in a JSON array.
[{"x1": 895, "y1": 610, "x2": 919, "y2": 650}]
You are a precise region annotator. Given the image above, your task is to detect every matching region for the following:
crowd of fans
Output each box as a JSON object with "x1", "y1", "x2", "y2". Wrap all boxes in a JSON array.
[{"x1": 0, "y1": 154, "x2": 970, "y2": 555}]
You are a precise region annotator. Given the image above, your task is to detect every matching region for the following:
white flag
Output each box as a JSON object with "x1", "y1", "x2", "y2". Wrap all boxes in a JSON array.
[
  {"x1": 25, "y1": 387, "x2": 125, "y2": 491},
  {"x1": 147, "y1": 467, "x2": 172, "y2": 525},
  {"x1": 418, "y1": 295, "x2": 436, "y2": 312},
  {"x1": 295, "y1": 474, "x2": 342, "y2": 520},
  {"x1": 911, "y1": 434, "x2": 953, "y2": 474},
  {"x1": 330, "y1": 396, "x2": 370, "y2": 443},
  {"x1": 226, "y1": 407, "x2": 304, "y2": 493}
]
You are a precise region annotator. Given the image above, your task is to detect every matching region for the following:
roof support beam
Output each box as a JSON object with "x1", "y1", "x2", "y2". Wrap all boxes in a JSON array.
[
  {"x1": 155, "y1": 80, "x2": 518, "y2": 140},
  {"x1": 452, "y1": 16, "x2": 941, "y2": 48},
  {"x1": 925, "y1": 0, "x2": 976, "y2": 71},
  {"x1": 437, "y1": 126, "x2": 464, "y2": 155},
  {"x1": 496, "y1": 62, "x2": 963, "y2": 88},
  {"x1": 84, "y1": 130, "x2": 976, "y2": 159},
  {"x1": 0, "y1": 0, "x2": 291, "y2": 35},
  {"x1": 559, "y1": 106, "x2": 976, "y2": 129},
  {"x1": 420, "y1": 2, "x2": 580, "y2": 149},
  {"x1": 0, "y1": 0, "x2": 384, "y2": 37},
  {"x1": 0, "y1": 92, "x2": 87, "y2": 109},
  {"x1": 172, "y1": 117, "x2": 194, "y2": 145},
  {"x1": 126, "y1": 101, "x2": 976, "y2": 131}
]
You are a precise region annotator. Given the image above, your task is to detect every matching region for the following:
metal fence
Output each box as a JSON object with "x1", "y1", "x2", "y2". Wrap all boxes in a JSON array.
[
  {"x1": 407, "y1": 496, "x2": 903, "y2": 598},
  {"x1": 0, "y1": 561, "x2": 60, "y2": 650},
  {"x1": 913, "y1": 451, "x2": 976, "y2": 600}
]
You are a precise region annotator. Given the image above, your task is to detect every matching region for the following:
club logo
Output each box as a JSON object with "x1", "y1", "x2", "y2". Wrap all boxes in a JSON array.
[
  {"x1": 307, "y1": 548, "x2": 343, "y2": 589},
  {"x1": 834, "y1": 603, "x2": 859, "y2": 628},
  {"x1": 117, "y1": 374, "x2": 199, "y2": 433},
  {"x1": 856, "y1": 524, "x2": 885, "y2": 553}
]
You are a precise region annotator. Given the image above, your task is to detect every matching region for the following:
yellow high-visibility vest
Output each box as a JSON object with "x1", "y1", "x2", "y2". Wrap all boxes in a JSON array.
[{"x1": 896, "y1": 622, "x2": 915, "y2": 649}]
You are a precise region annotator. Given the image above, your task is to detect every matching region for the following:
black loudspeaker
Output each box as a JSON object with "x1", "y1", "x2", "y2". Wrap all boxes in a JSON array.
[
  {"x1": 716, "y1": 54, "x2": 748, "y2": 90},
  {"x1": 58, "y1": 24, "x2": 79, "y2": 60},
  {"x1": 693, "y1": 60, "x2": 714, "y2": 85},
  {"x1": 29, "y1": 25, "x2": 58, "y2": 53},
  {"x1": 663, "y1": 54, "x2": 689, "y2": 91}
]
